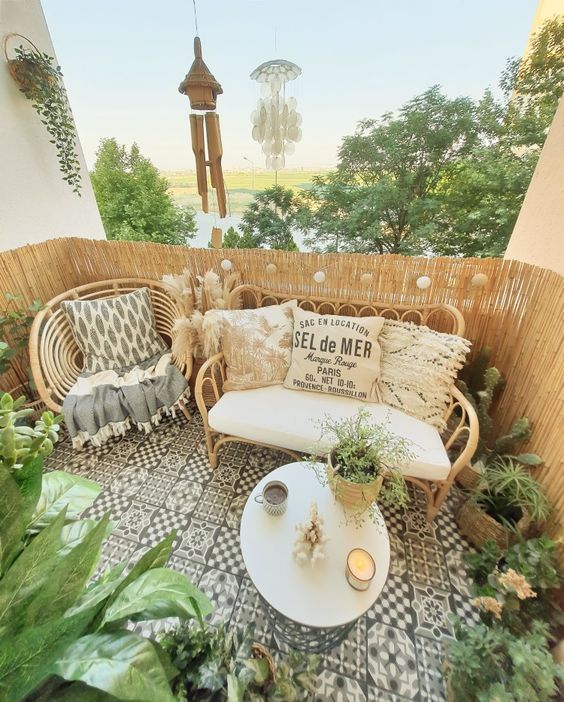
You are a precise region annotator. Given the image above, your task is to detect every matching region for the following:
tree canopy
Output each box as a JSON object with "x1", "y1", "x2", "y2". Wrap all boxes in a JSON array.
[
  {"x1": 91, "y1": 139, "x2": 196, "y2": 246},
  {"x1": 297, "y1": 18, "x2": 563, "y2": 258},
  {"x1": 229, "y1": 185, "x2": 299, "y2": 250}
]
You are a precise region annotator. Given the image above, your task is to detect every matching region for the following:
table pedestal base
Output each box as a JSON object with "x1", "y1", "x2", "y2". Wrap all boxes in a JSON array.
[{"x1": 260, "y1": 594, "x2": 356, "y2": 653}]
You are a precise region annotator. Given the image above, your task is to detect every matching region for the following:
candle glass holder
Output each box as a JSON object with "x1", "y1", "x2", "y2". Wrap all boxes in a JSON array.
[{"x1": 345, "y1": 548, "x2": 375, "y2": 591}]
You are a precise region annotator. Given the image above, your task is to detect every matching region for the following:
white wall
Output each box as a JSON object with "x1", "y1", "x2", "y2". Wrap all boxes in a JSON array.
[
  {"x1": 0, "y1": 0, "x2": 105, "y2": 252},
  {"x1": 505, "y1": 95, "x2": 564, "y2": 276}
]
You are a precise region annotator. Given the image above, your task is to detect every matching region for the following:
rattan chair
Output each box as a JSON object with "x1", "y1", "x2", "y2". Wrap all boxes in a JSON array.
[{"x1": 29, "y1": 278, "x2": 191, "y2": 419}]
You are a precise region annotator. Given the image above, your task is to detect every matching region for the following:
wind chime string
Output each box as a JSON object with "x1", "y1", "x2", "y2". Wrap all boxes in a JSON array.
[{"x1": 192, "y1": 0, "x2": 199, "y2": 35}]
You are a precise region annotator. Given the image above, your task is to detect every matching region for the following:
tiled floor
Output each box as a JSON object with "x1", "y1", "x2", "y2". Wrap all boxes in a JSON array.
[{"x1": 45, "y1": 407, "x2": 480, "y2": 702}]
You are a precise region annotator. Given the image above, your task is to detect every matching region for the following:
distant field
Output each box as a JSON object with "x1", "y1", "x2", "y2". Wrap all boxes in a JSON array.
[{"x1": 163, "y1": 169, "x2": 327, "y2": 215}]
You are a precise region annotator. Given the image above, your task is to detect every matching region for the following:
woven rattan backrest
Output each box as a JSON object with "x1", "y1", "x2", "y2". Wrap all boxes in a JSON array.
[
  {"x1": 29, "y1": 278, "x2": 182, "y2": 412},
  {"x1": 228, "y1": 285, "x2": 465, "y2": 336}
]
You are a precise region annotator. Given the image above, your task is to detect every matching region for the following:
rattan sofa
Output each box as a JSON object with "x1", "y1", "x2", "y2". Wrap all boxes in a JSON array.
[
  {"x1": 29, "y1": 278, "x2": 191, "y2": 418},
  {"x1": 195, "y1": 284, "x2": 479, "y2": 520}
]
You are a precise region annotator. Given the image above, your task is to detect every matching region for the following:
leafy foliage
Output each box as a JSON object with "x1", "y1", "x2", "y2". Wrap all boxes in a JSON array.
[
  {"x1": 310, "y1": 410, "x2": 412, "y2": 516},
  {"x1": 161, "y1": 619, "x2": 318, "y2": 701},
  {"x1": 473, "y1": 455, "x2": 550, "y2": 525},
  {"x1": 221, "y1": 226, "x2": 262, "y2": 250},
  {"x1": 447, "y1": 619, "x2": 563, "y2": 702},
  {"x1": 0, "y1": 292, "x2": 44, "y2": 392},
  {"x1": 91, "y1": 138, "x2": 197, "y2": 246},
  {"x1": 0, "y1": 393, "x2": 213, "y2": 701},
  {"x1": 239, "y1": 185, "x2": 299, "y2": 250},
  {"x1": 296, "y1": 19, "x2": 564, "y2": 257},
  {"x1": 465, "y1": 536, "x2": 563, "y2": 635},
  {"x1": 12, "y1": 45, "x2": 82, "y2": 194}
]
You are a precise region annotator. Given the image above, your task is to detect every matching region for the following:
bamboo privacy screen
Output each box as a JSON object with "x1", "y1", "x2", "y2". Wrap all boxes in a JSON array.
[{"x1": 1, "y1": 237, "x2": 562, "y2": 540}]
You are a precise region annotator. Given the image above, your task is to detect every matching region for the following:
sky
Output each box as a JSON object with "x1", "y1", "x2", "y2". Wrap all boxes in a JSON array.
[{"x1": 41, "y1": 0, "x2": 538, "y2": 172}]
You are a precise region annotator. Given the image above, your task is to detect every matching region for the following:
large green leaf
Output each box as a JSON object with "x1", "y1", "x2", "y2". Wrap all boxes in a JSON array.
[
  {"x1": 50, "y1": 681, "x2": 119, "y2": 701},
  {"x1": 12, "y1": 456, "x2": 43, "y2": 528},
  {"x1": 58, "y1": 518, "x2": 111, "y2": 558},
  {"x1": 101, "y1": 568, "x2": 213, "y2": 626},
  {"x1": 0, "y1": 465, "x2": 24, "y2": 574},
  {"x1": 66, "y1": 563, "x2": 127, "y2": 618},
  {"x1": 95, "y1": 532, "x2": 176, "y2": 628},
  {"x1": 0, "y1": 509, "x2": 67, "y2": 637},
  {"x1": 29, "y1": 471, "x2": 101, "y2": 533},
  {"x1": 0, "y1": 608, "x2": 94, "y2": 702},
  {"x1": 53, "y1": 631, "x2": 175, "y2": 702},
  {"x1": 26, "y1": 513, "x2": 111, "y2": 627}
]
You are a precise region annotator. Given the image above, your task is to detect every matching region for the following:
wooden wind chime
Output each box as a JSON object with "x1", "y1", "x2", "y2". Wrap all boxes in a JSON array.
[{"x1": 179, "y1": 37, "x2": 227, "y2": 246}]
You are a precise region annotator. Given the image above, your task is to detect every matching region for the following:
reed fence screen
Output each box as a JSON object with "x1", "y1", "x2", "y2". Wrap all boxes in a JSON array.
[{"x1": 2, "y1": 237, "x2": 562, "y2": 541}]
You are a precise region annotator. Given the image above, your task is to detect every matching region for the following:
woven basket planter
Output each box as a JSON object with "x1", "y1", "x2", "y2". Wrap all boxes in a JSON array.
[
  {"x1": 252, "y1": 642, "x2": 276, "y2": 682},
  {"x1": 455, "y1": 461, "x2": 483, "y2": 490},
  {"x1": 327, "y1": 453, "x2": 384, "y2": 510},
  {"x1": 456, "y1": 499, "x2": 531, "y2": 550},
  {"x1": 8, "y1": 385, "x2": 45, "y2": 422}
]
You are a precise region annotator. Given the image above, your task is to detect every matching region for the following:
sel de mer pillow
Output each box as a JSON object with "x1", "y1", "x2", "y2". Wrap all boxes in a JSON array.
[
  {"x1": 284, "y1": 307, "x2": 385, "y2": 401},
  {"x1": 205, "y1": 300, "x2": 297, "y2": 392}
]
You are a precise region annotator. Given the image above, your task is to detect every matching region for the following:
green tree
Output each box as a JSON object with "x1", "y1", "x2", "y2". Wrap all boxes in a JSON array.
[
  {"x1": 299, "y1": 19, "x2": 563, "y2": 257},
  {"x1": 240, "y1": 185, "x2": 299, "y2": 250},
  {"x1": 91, "y1": 138, "x2": 196, "y2": 246},
  {"x1": 300, "y1": 86, "x2": 480, "y2": 254},
  {"x1": 221, "y1": 225, "x2": 260, "y2": 249}
]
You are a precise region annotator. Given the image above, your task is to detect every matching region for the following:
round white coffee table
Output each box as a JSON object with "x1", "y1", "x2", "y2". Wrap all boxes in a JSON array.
[{"x1": 240, "y1": 462, "x2": 390, "y2": 652}]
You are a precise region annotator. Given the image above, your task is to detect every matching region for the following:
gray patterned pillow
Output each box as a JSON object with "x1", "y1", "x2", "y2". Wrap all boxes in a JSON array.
[{"x1": 62, "y1": 288, "x2": 167, "y2": 373}]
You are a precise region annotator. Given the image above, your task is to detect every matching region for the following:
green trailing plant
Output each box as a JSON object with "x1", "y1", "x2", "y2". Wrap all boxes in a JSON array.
[
  {"x1": 308, "y1": 410, "x2": 412, "y2": 525},
  {"x1": 0, "y1": 292, "x2": 44, "y2": 395},
  {"x1": 465, "y1": 536, "x2": 563, "y2": 634},
  {"x1": 472, "y1": 454, "x2": 550, "y2": 526},
  {"x1": 0, "y1": 392, "x2": 213, "y2": 701},
  {"x1": 447, "y1": 619, "x2": 564, "y2": 702},
  {"x1": 161, "y1": 617, "x2": 318, "y2": 702},
  {"x1": 11, "y1": 45, "x2": 82, "y2": 194},
  {"x1": 456, "y1": 347, "x2": 539, "y2": 465}
]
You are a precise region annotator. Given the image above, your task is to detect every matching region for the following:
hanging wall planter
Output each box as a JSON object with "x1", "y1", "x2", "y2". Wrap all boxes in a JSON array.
[{"x1": 3, "y1": 33, "x2": 82, "y2": 195}]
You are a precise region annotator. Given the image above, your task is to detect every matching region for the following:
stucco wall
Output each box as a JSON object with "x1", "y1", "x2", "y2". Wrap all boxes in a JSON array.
[
  {"x1": 505, "y1": 96, "x2": 564, "y2": 276},
  {"x1": 0, "y1": 0, "x2": 105, "y2": 252}
]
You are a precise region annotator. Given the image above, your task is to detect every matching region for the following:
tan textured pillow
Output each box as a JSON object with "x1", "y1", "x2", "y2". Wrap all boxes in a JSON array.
[
  {"x1": 206, "y1": 301, "x2": 297, "y2": 391},
  {"x1": 378, "y1": 319, "x2": 471, "y2": 429},
  {"x1": 283, "y1": 307, "x2": 385, "y2": 402}
]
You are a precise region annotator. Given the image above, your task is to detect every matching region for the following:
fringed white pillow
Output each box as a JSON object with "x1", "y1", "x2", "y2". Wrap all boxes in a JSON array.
[{"x1": 378, "y1": 320, "x2": 471, "y2": 430}]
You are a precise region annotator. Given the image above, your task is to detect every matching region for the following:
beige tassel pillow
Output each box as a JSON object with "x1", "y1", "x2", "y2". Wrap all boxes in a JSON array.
[
  {"x1": 378, "y1": 319, "x2": 471, "y2": 429},
  {"x1": 283, "y1": 307, "x2": 385, "y2": 402},
  {"x1": 203, "y1": 301, "x2": 297, "y2": 391}
]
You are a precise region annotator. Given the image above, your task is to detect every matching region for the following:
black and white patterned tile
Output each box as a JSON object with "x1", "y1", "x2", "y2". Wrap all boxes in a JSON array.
[{"x1": 45, "y1": 409, "x2": 479, "y2": 702}]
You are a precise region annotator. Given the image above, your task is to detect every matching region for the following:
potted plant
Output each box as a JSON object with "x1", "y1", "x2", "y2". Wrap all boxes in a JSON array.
[
  {"x1": 161, "y1": 617, "x2": 318, "y2": 701},
  {"x1": 4, "y1": 35, "x2": 82, "y2": 194},
  {"x1": 465, "y1": 536, "x2": 563, "y2": 635},
  {"x1": 456, "y1": 454, "x2": 550, "y2": 549},
  {"x1": 0, "y1": 292, "x2": 44, "y2": 416},
  {"x1": 310, "y1": 409, "x2": 412, "y2": 524},
  {"x1": 446, "y1": 619, "x2": 563, "y2": 702},
  {"x1": 455, "y1": 346, "x2": 533, "y2": 488}
]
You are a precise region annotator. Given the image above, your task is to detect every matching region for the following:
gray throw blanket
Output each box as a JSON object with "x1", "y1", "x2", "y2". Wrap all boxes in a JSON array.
[{"x1": 63, "y1": 352, "x2": 190, "y2": 449}]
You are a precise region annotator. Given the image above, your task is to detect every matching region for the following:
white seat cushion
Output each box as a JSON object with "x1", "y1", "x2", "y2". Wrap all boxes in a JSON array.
[{"x1": 208, "y1": 385, "x2": 451, "y2": 481}]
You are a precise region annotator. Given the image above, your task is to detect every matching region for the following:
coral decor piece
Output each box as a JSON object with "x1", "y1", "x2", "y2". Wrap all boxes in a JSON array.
[{"x1": 293, "y1": 502, "x2": 328, "y2": 566}]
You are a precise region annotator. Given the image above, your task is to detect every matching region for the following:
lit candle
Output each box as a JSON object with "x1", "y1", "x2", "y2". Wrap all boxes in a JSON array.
[{"x1": 346, "y1": 548, "x2": 375, "y2": 591}]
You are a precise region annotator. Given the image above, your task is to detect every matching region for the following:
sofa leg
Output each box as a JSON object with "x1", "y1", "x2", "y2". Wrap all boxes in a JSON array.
[
  {"x1": 204, "y1": 431, "x2": 218, "y2": 469},
  {"x1": 427, "y1": 482, "x2": 451, "y2": 521}
]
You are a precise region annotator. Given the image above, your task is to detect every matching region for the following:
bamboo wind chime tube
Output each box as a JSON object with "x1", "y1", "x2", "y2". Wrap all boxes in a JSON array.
[
  {"x1": 205, "y1": 112, "x2": 227, "y2": 218},
  {"x1": 190, "y1": 114, "x2": 208, "y2": 213}
]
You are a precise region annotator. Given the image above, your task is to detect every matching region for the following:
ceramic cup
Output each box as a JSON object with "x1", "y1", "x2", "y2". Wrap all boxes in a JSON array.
[{"x1": 254, "y1": 480, "x2": 288, "y2": 516}]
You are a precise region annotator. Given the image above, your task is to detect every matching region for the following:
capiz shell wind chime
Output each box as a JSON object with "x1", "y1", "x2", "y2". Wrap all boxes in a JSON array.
[
  {"x1": 179, "y1": 36, "x2": 227, "y2": 218},
  {"x1": 250, "y1": 59, "x2": 302, "y2": 172}
]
